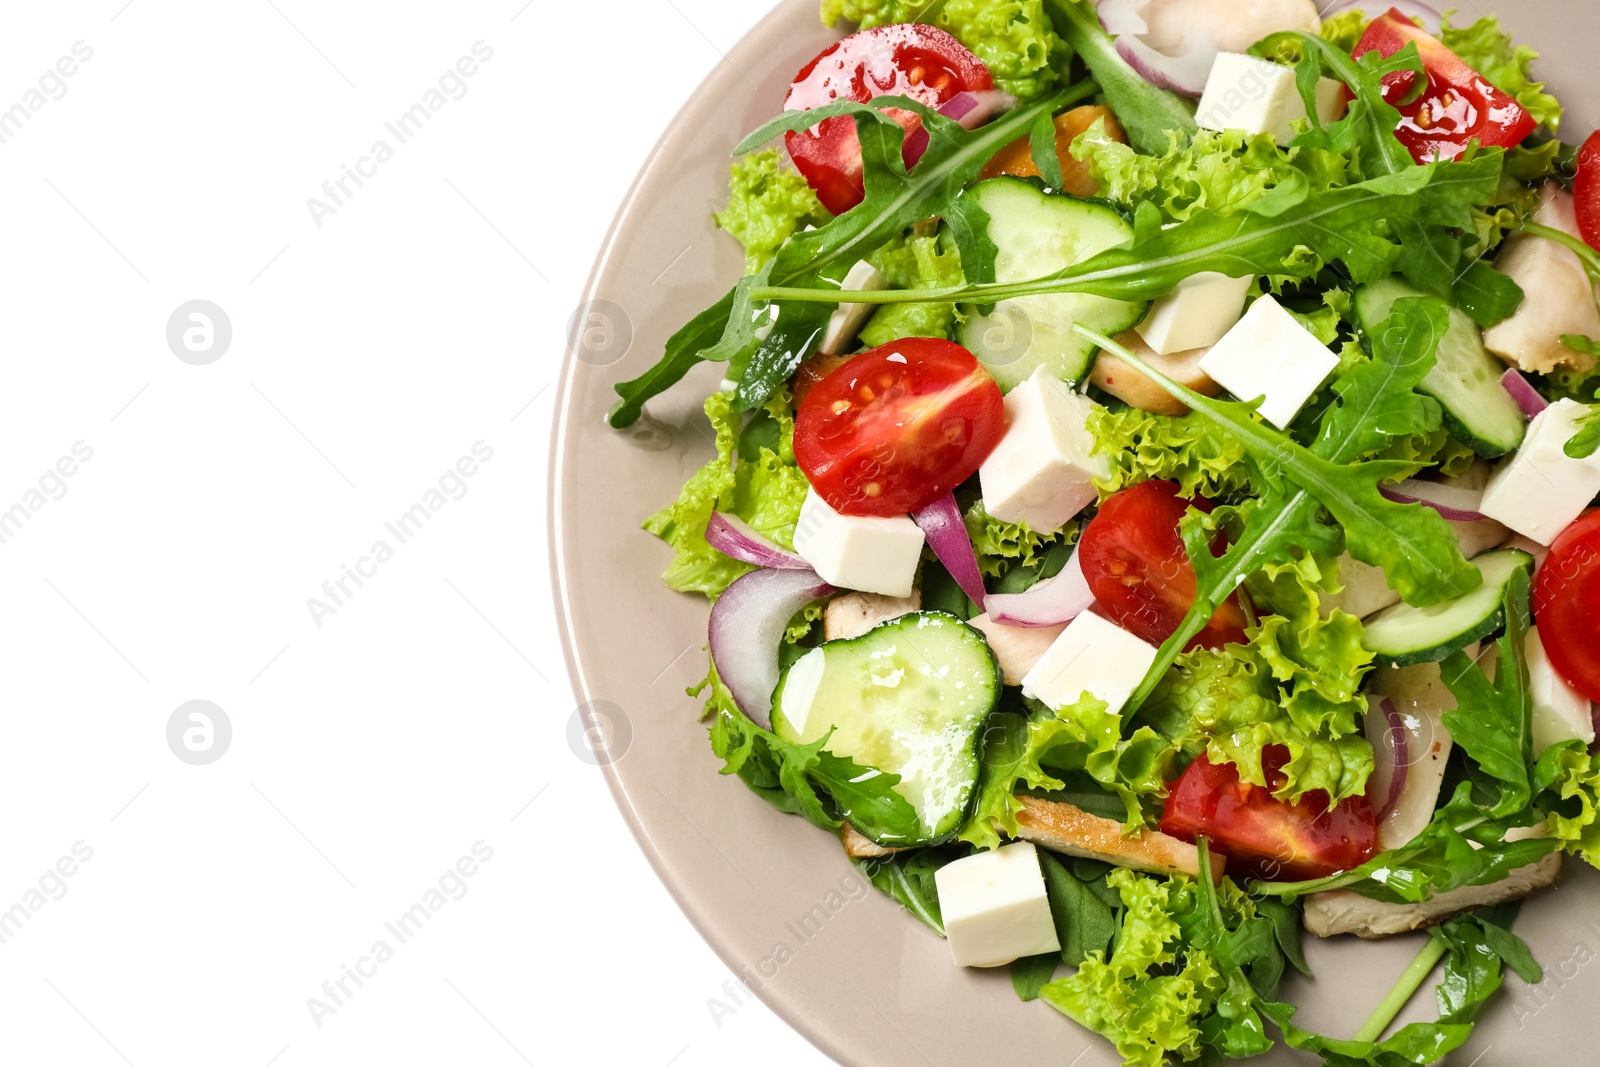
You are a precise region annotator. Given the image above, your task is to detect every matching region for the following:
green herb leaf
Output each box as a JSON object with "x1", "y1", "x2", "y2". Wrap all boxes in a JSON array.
[
  {"x1": 1039, "y1": 851, "x2": 1117, "y2": 967},
  {"x1": 853, "y1": 849, "x2": 953, "y2": 935},
  {"x1": 1043, "y1": 0, "x2": 1195, "y2": 155},
  {"x1": 1010, "y1": 953, "x2": 1060, "y2": 1001}
]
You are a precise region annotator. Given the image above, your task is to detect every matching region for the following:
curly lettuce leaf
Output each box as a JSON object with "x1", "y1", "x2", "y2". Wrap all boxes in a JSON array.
[
  {"x1": 643, "y1": 389, "x2": 809, "y2": 598},
  {"x1": 1087, "y1": 405, "x2": 1251, "y2": 501},
  {"x1": 860, "y1": 232, "x2": 965, "y2": 347},
  {"x1": 1248, "y1": 554, "x2": 1374, "y2": 738},
  {"x1": 962, "y1": 497, "x2": 1063, "y2": 579},
  {"x1": 1040, "y1": 870, "x2": 1225, "y2": 1067},
  {"x1": 714, "y1": 150, "x2": 829, "y2": 274},
  {"x1": 1440, "y1": 13, "x2": 1562, "y2": 131},
  {"x1": 820, "y1": 0, "x2": 1067, "y2": 99},
  {"x1": 1534, "y1": 743, "x2": 1600, "y2": 866},
  {"x1": 1072, "y1": 125, "x2": 1355, "y2": 225}
]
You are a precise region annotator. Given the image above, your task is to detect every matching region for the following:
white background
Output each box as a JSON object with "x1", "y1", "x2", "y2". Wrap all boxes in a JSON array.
[{"x1": 0, "y1": 1, "x2": 829, "y2": 1064}]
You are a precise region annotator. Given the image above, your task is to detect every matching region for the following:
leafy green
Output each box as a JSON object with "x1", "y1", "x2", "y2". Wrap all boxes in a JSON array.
[
  {"x1": 854, "y1": 849, "x2": 952, "y2": 934},
  {"x1": 1429, "y1": 906, "x2": 1542, "y2": 1025},
  {"x1": 1086, "y1": 404, "x2": 1251, "y2": 501},
  {"x1": 1319, "y1": 9, "x2": 1369, "y2": 51},
  {"x1": 1039, "y1": 851, "x2": 1117, "y2": 967},
  {"x1": 1147, "y1": 553, "x2": 1376, "y2": 805},
  {"x1": 1040, "y1": 870, "x2": 1225, "y2": 1067},
  {"x1": 820, "y1": 0, "x2": 1069, "y2": 100},
  {"x1": 1438, "y1": 565, "x2": 1537, "y2": 818},
  {"x1": 1440, "y1": 13, "x2": 1563, "y2": 131},
  {"x1": 1564, "y1": 403, "x2": 1600, "y2": 459},
  {"x1": 1010, "y1": 953, "x2": 1059, "y2": 1001},
  {"x1": 859, "y1": 232, "x2": 965, "y2": 348},
  {"x1": 962, "y1": 497, "x2": 1065, "y2": 578},
  {"x1": 714, "y1": 149, "x2": 829, "y2": 274},
  {"x1": 1533, "y1": 741, "x2": 1600, "y2": 866},
  {"x1": 1043, "y1": 0, "x2": 1195, "y2": 155},
  {"x1": 958, "y1": 698, "x2": 1174, "y2": 848},
  {"x1": 643, "y1": 389, "x2": 810, "y2": 598},
  {"x1": 1071, "y1": 125, "x2": 1355, "y2": 225}
]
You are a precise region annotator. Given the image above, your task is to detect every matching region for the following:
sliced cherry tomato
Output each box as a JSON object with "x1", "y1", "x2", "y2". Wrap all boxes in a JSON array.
[
  {"x1": 1161, "y1": 747, "x2": 1379, "y2": 882},
  {"x1": 1574, "y1": 131, "x2": 1600, "y2": 254},
  {"x1": 785, "y1": 24, "x2": 993, "y2": 216},
  {"x1": 794, "y1": 338, "x2": 1003, "y2": 517},
  {"x1": 1075, "y1": 480, "x2": 1249, "y2": 651},
  {"x1": 1352, "y1": 9, "x2": 1536, "y2": 164},
  {"x1": 1532, "y1": 509, "x2": 1600, "y2": 702},
  {"x1": 792, "y1": 351, "x2": 853, "y2": 407}
]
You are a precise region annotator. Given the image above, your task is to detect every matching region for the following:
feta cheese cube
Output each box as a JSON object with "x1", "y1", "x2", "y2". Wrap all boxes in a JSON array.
[
  {"x1": 792, "y1": 488, "x2": 924, "y2": 598},
  {"x1": 1527, "y1": 627, "x2": 1596, "y2": 755},
  {"x1": 1196, "y1": 53, "x2": 1345, "y2": 144},
  {"x1": 1480, "y1": 398, "x2": 1600, "y2": 544},
  {"x1": 1020, "y1": 611, "x2": 1159, "y2": 715},
  {"x1": 1198, "y1": 294, "x2": 1339, "y2": 429},
  {"x1": 934, "y1": 841, "x2": 1060, "y2": 968},
  {"x1": 978, "y1": 367, "x2": 1109, "y2": 533},
  {"x1": 1135, "y1": 271, "x2": 1254, "y2": 355},
  {"x1": 819, "y1": 261, "x2": 886, "y2": 355}
]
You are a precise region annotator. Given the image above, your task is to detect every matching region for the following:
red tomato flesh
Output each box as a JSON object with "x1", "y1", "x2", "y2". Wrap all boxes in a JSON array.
[
  {"x1": 1352, "y1": 9, "x2": 1536, "y2": 164},
  {"x1": 784, "y1": 24, "x2": 993, "y2": 215},
  {"x1": 1532, "y1": 509, "x2": 1600, "y2": 702},
  {"x1": 1574, "y1": 131, "x2": 1600, "y2": 254},
  {"x1": 1075, "y1": 480, "x2": 1249, "y2": 651},
  {"x1": 794, "y1": 338, "x2": 1004, "y2": 517},
  {"x1": 1161, "y1": 746, "x2": 1379, "y2": 881}
]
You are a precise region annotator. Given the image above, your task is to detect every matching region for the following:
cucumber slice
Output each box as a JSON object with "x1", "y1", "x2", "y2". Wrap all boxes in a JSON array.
[
  {"x1": 1353, "y1": 278, "x2": 1526, "y2": 457},
  {"x1": 955, "y1": 177, "x2": 1146, "y2": 392},
  {"x1": 1360, "y1": 549, "x2": 1534, "y2": 666},
  {"x1": 772, "y1": 611, "x2": 1000, "y2": 845}
]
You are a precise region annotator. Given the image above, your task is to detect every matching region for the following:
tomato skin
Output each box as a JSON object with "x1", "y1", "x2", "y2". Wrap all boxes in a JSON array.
[
  {"x1": 1161, "y1": 747, "x2": 1379, "y2": 882},
  {"x1": 784, "y1": 24, "x2": 993, "y2": 215},
  {"x1": 1532, "y1": 509, "x2": 1600, "y2": 702},
  {"x1": 792, "y1": 352, "x2": 853, "y2": 407},
  {"x1": 1574, "y1": 132, "x2": 1600, "y2": 254},
  {"x1": 1075, "y1": 481, "x2": 1249, "y2": 651},
  {"x1": 794, "y1": 338, "x2": 1004, "y2": 517},
  {"x1": 1352, "y1": 10, "x2": 1536, "y2": 164}
]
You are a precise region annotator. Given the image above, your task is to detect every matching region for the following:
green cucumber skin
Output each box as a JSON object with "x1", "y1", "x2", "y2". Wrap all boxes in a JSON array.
[
  {"x1": 1352, "y1": 278, "x2": 1525, "y2": 458},
  {"x1": 956, "y1": 177, "x2": 1147, "y2": 390},
  {"x1": 772, "y1": 610, "x2": 1001, "y2": 848},
  {"x1": 1361, "y1": 550, "x2": 1533, "y2": 667}
]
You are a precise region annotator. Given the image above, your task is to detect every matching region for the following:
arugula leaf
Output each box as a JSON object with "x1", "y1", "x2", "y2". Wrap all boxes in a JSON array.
[
  {"x1": 1429, "y1": 906, "x2": 1541, "y2": 1025},
  {"x1": 1260, "y1": 999, "x2": 1472, "y2": 1067},
  {"x1": 1438, "y1": 565, "x2": 1536, "y2": 817},
  {"x1": 1039, "y1": 850, "x2": 1117, "y2": 967},
  {"x1": 756, "y1": 153, "x2": 1505, "y2": 308},
  {"x1": 607, "y1": 86, "x2": 1085, "y2": 426},
  {"x1": 1043, "y1": 0, "x2": 1195, "y2": 155},
  {"x1": 1452, "y1": 259, "x2": 1526, "y2": 328},
  {"x1": 1563, "y1": 403, "x2": 1600, "y2": 459}
]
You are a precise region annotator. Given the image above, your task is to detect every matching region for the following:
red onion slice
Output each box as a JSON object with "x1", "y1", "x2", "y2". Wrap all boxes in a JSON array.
[
  {"x1": 903, "y1": 90, "x2": 1018, "y2": 166},
  {"x1": 911, "y1": 493, "x2": 987, "y2": 606},
  {"x1": 984, "y1": 550, "x2": 1095, "y2": 627},
  {"x1": 1376, "y1": 698, "x2": 1410, "y2": 820},
  {"x1": 709, "y1": 568, "x2": 835, "y2": 729},
  {"x1": 1501, "y1": 368, "x2": 1549, "y2": 419},
  {"x1": 706, "y1": 512, "x2": 810, "y2": 570},
  {"x1": 1096, "y1": 0, "x2": 1213, "y2": 95},
  {"x1": 1323, "y1": 0, "x2": 1440, "y2": 35},
  {"x1": 1376, "y1": 479, "x2": 1486, "y2": 521}
]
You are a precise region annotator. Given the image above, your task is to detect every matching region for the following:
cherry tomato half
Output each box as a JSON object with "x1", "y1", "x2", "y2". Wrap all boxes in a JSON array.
[
  {"x1": 1352, "y1": 9, "x2": 1536, "y2": 164},
  {"x1": 794, "y1": 338, "x2": 1003, "y2": 517},
  {"x1": 784, "y1": 24, "x2": 993, "y2": 216},
  {"x1": 1075, "y1": 480, "x2": 1249, "y2": 651},
  {"x1": 1160, "y1": 747, "x2": 1379, "y2": 882},
  {"x1": 1574, "y1": 131, "x2": 1600, "y2": 254},
  {"x1": 1532, "y1": 509, "x2": 1600, "y2": 702}
]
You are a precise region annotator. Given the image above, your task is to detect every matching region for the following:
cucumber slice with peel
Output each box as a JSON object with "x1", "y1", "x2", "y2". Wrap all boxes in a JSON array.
[{"x1": 1360, "y1": 549, "x2": 1534, "y2": 667}]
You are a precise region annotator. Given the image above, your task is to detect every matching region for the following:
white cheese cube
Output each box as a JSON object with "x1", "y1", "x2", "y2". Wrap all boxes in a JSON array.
[
  {"x1": 819, "y1": 261, "x2": 886, "y2": 355},
  {"x1": 978, "y1": 367, "x2": 1110, "y2": 533},
  {"x1": 1020, "y1": 611, "x2": 1159, "y2": 715},
  {"x1": 792, "y1": 488, "x2": 924, "y2": 598},
  {"x1": 1198, "y1": 294, "x2": 1339, "y2": 429},
  {"x1": 934, "y1": 841, "x2": 1060, "y2": 968},
  {"x1": 1479, "y1": 399, "x2": 1600, "y2": 544},
  {"x1": 1134, "y1": 272, "x2": 1254, "y2": 355},
  {"x1": 1196, "y1": 53, "x2": 1345, "y2": 145},
  {"x1": 1527, "y1": 627, "x2": 1595, "y2": 755}
]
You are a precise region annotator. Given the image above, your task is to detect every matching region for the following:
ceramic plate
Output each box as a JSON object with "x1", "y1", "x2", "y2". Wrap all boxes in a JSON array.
[{"x1": 551, "y1": 3, "x2": 1600, "y2": 1062}]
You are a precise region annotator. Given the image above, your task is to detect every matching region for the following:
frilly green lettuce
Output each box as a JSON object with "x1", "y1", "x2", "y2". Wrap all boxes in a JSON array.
[
  {"x1": 860, "y1": 233, "x2": 965, "y2": 348},
  {"x1": 1087, "y1": 405, "x2": 1251, "y2": 501},
  {"x1": 714, "y1": 149, "x2": 828, "y2": 274}
]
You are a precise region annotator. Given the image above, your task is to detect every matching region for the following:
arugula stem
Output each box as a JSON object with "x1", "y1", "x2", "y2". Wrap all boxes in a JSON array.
[{"x1": 1353, "y1": 937, "x2": 1448, "y2": 1043}]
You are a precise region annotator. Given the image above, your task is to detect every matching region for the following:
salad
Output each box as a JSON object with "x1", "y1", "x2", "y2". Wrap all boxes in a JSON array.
[{"x1": 613, "y1": 0, "x2": 1600, "y2": 1063}]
